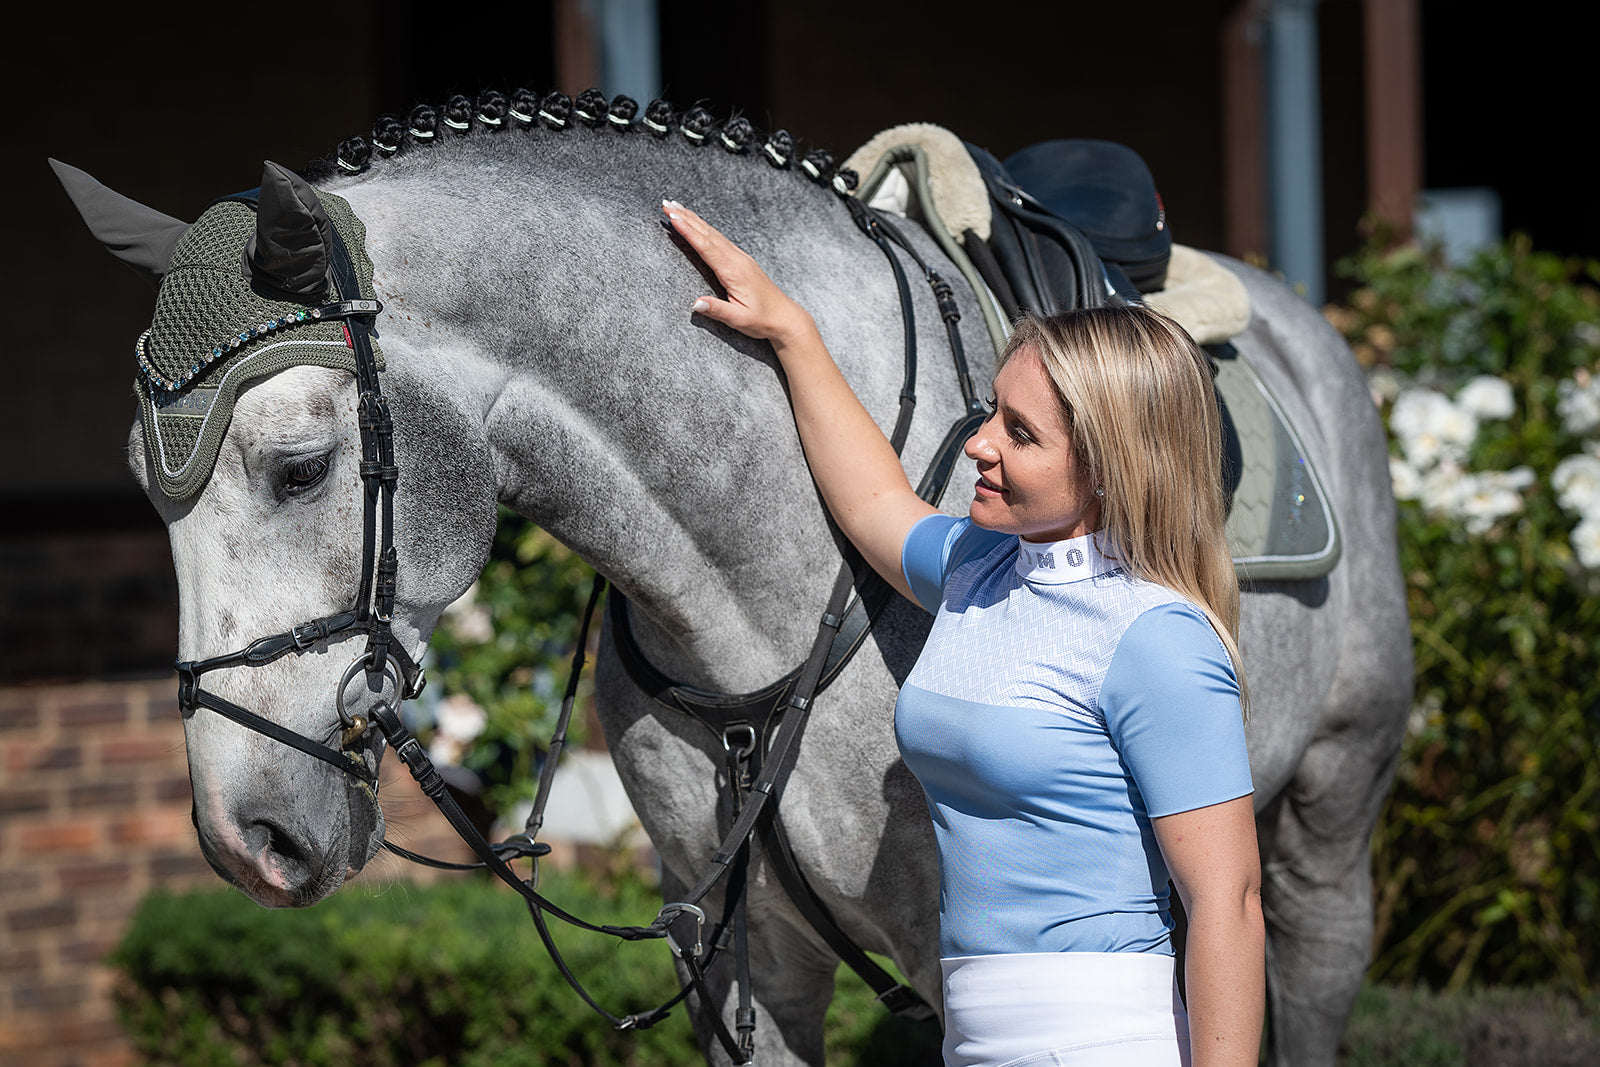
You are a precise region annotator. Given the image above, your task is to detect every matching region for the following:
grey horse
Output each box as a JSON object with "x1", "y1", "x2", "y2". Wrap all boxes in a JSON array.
[{"x1": 57, "y1": 101, "x2": 1411, "y2": 1066}]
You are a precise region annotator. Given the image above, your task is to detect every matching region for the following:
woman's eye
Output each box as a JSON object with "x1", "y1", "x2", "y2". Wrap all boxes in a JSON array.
[{"x1": 285, "y1": 456, "x2": 329, "y2": 494}]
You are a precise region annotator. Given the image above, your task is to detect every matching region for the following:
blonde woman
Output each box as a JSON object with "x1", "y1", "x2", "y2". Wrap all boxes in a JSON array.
[{"x1": 663, "y1": 202, "x2": 1264, "y2": 1067}]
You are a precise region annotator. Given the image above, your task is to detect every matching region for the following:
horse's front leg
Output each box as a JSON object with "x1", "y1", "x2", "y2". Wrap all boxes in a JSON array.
[{"x1": 662, "y1": 864, "x2": 840, "y2": 1066}]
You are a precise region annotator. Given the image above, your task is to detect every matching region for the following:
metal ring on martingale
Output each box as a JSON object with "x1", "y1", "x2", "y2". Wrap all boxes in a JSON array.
[{"x1": 722, "y1": 723, "x2": 757, "y2": 760}]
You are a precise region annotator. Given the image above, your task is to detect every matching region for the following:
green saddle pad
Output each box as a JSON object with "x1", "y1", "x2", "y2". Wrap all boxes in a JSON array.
[{"x1": 1215, "y1": 348, "x2": 1340, "y2": 581}]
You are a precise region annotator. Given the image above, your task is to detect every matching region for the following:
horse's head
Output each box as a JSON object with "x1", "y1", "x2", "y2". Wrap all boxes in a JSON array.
[{"x1": 56, "y1": 159, "x2": 494, "y2": 906}]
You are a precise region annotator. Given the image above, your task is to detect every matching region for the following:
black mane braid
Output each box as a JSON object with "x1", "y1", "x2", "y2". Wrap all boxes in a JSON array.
[{"x1": 303, "y1": 86, "x2": 854, "y2": 206}]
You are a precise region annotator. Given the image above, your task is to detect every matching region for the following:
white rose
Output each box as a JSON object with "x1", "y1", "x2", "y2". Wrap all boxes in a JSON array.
[
  {"x1": 1455, "y1": 375, "x2": 1516, "y2": 420},
  {"x1": 1390, "y1": 456, "x2": 1423, "y2": 500},
  {"x1": 1390, "y1": 388, "x2": 1476, "y2": 469},
  {"x1": 1572, "y1": 516, "x2": 1600, "y2": 570},
  {"x1": 1419, "y1": 462, "x2": 1466, "y2": 515},
  {"x1": 1552, "y1": 453, "x2": 1600, "y2": 518},
  {"x1": 1556, "y1": 376, "x2": 1600, "y2": 436},
  {"x1": 1453, "y1": 469, "x2": 1531, "y2": 535},
  {"x1": 434, "y1": 693, "x2": 488, "y2": 743}
]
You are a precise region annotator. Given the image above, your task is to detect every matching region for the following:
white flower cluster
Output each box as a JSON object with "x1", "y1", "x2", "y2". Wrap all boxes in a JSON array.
[
  {"x1": 1387, "y1": 376, "x2": 1531, "y2": 535},
  {"x1": 1552, "y1": 367, "x2": 1600, "y2": 568},
  {"x1": 1556, "y1": 369, "x2": 1600, "y2": 436},
  {"x1": 429, "y1": 693, "x2": 489, "y2": 766}
]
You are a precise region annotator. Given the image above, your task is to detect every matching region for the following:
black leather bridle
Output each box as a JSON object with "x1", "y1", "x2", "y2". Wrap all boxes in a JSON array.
[{"x1": 172, "y1": 189, "x2": 422, "y2": 789}]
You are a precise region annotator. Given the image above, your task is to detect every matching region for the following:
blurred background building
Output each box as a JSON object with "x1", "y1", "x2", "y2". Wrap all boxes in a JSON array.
[{"x1": 0, "y1": 1, "x2": 1589, "y2": 1063}]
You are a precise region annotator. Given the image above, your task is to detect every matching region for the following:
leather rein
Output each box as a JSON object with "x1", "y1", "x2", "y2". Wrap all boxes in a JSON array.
[{"x1": 167, "y1": 189, "x2": 987, "y2": 1064}]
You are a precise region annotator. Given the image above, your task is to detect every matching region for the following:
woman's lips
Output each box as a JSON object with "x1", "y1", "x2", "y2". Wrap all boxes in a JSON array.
[{"x1": 975, "y1": 474, "x2": 1004, "y2": 497}]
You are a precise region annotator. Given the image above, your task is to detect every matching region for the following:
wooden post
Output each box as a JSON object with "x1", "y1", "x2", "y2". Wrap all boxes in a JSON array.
[
  {"x1": 1222, "y1": 0, "x2": 1269, "y2": 264},
  {"x1": 554, "y1": 0, "x2": 599, "y2": 93},
  {"x1": 1363, "y1": 0, "x2": 1422, "y2": 238}
]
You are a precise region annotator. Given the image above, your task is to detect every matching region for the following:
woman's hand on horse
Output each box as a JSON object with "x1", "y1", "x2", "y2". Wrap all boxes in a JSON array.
[{"x1": 663, "y1": 202, "x2": 816, "y2": 348}]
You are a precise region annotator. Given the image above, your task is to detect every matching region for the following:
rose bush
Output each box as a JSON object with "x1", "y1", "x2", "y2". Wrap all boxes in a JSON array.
[{"x1": 1328, "y1": 235, "x2": 1600, "y2": 991}]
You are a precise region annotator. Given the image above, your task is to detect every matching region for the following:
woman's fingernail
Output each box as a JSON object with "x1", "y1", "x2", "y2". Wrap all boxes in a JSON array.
[
  {"x1": 692, "y1": 299, "x2": 709, "y2": 313},
  {"x1": 663, "y1": 198, "x2": 683, "y2": 213}
]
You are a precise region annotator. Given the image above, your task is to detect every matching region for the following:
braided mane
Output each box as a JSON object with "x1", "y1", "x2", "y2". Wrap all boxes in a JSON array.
[{"x1": 303, "y1": 88, "x2": 861, "y2": 199}]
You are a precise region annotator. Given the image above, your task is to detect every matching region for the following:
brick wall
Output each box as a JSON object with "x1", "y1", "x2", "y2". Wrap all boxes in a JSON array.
[{"x1": 0, "y1": 678, "x2": 477, "y2": 1067}]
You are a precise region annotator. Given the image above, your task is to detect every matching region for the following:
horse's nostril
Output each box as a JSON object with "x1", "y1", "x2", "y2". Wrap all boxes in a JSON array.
[{"x1": 244, "y1": 818, "x2": 309, "y2": 869}]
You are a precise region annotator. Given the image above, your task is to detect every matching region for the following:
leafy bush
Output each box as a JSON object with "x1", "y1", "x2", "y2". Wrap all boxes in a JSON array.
[
  {"x1": 111, "y1": 873, "x2": 942, "y2": 1066},
  {"x1": 1328, "y1": 235, "x2": 1600, "y2": 991}
]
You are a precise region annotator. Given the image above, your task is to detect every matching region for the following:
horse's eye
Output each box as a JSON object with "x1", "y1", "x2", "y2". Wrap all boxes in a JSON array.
[{"x1": 285, "y1": 455, "x2": 329, "y2": 494}]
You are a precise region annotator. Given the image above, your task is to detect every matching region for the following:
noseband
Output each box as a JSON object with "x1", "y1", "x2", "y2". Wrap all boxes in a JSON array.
[{"x1": 171, "y1": 188, "x2": 422, "y2": 788}]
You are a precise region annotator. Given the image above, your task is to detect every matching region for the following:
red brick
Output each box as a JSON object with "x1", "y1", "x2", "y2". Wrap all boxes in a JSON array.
[
  {"x1": 0, "y1": 705, "x2": 40, "y2": 730},
  {"x1": 99, "y1": 736, "x2": 181, "y2": 765},
  {"x1": 9, "y1": 980, "x2": 88, "y2": 1012},
  {"x1": 148, "y1": 696, "x2": 181, "y2": 722},
  {"x1": 5, "y1": 743, "x2": 83, "y2": 773},
  {"x1": 152, "y1": 774, "x2": 193, "y2": 803},
  {"x1": 56, "y1": 936, "x2": 121, "y2": 965},
  {"x1": 67, "y1": 781, "x2": 138, "y2": 810},
  {"x1": 16, "y1": 820, "x2": 99, "y2": 853},
  {"x1": 59, "y1": 701, "x2": 130, "y2": 728},
  {"x1": 5, "y1": 899, "x2": 76, "y2": 932},
  {"x1": 110, "y1": 811, "x2": 190, "y2": 846},
  {"x1": 149, "y1": 851, "x2": 211, "y2": 881},
  {"x1": 0, "y1": 946, "x2": 42, "y2": 973},
  {"x1": 0, "y1": 787, "x2": 51, "y2": 815},
  {"x1": 57, "y1": 861, "x2": 132, "y2": 891},
  {"x1": 0, "y1": 869, "x2": 43, "y2": 895}
]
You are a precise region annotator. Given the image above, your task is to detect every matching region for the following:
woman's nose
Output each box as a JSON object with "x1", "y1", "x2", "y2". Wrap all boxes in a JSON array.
[{"x1": 964, "y1": 421, "x2": 999, "y2": 462}]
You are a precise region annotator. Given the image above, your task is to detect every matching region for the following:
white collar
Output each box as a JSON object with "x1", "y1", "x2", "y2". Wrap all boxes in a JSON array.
[{"x1": 1014, "y1": 530, "x2": 1118, "y2": 585}]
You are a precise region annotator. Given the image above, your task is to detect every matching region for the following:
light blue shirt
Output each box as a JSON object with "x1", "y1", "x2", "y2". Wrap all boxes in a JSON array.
[{"x1": 895, "y1": 515, "x2": 1253, "y2": 958}]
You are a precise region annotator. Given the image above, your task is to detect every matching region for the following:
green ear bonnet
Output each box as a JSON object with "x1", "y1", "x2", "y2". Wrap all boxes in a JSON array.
[{"x1": 135, "y1": 189, "x2": 381, "y2": 501}]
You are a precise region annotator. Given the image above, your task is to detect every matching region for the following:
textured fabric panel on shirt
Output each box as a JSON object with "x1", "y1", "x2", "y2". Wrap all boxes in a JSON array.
[
  {"x1": 896, "y1": 684, "x2": 1176, "y2": 957},
  {"x1": 905, "y1": 548, "x2": 1182, "y2": 725}
]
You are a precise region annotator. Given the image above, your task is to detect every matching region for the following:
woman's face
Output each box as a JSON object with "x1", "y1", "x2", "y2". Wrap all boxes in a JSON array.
[{"x1": 963, "y1": 347, "x2": 1102, "y2": 542}]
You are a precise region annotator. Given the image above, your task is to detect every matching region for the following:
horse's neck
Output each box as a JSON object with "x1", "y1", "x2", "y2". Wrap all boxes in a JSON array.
[{"x1": 337, "y1": 149, "x2": 895, "y2": 689}]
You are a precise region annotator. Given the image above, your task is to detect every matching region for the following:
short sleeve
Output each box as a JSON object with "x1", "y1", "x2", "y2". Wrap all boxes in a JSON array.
[
  {"x1": 1099, "y1": 602, "x2": 1253, "y2": 817},
  {"x1": 900, "y1": 515, "x2": 1011, "y2": 613}
]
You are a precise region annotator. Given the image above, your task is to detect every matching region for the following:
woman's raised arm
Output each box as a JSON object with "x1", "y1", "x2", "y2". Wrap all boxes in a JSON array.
[{"x1": 663, "y1": 201, "x2": 935, "y2": 601}]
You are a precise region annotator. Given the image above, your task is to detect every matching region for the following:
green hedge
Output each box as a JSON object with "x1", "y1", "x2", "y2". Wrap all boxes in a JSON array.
[
  {"x1": 110, "y1": 875, "x2": 1600, "y2": 1065},
  {"x1": 1328, "y1": 235, "x2": 1600, "y2": 991},
  {"x1": 111, "y1": 873, "x2": 943, "y2": 1066}
]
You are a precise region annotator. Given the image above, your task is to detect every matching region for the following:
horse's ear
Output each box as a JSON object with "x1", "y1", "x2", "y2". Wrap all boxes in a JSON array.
[
  {"x1": 243, "y1": 160, "x2": 332, "y2": 298},
  {"x1": 49, "y1": 158, "x2": 192, "y2": 287}
]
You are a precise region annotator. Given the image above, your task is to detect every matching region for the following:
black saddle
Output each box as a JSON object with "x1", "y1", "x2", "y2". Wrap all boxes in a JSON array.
[
  {"x1": 961, "y1": 139, "x2": 1171, "y2": 321},
  {"x1": 1005, "y1": 139, "x2": 1171, "y2": 293}
]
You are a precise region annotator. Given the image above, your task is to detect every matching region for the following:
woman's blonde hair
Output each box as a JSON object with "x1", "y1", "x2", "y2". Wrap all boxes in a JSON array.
[{"x1": 1002, "y1": 306, "x2": 1248, "y2": 712}]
